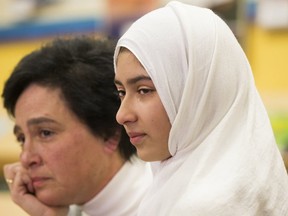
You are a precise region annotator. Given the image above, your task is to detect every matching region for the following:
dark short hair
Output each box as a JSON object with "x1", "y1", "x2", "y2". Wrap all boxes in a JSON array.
[{"x1": 2, "y1": 36, "x2": 136, "y2": 160}]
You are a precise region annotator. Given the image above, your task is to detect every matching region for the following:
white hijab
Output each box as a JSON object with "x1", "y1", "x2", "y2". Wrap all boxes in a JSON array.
[{"x1": 114, "y1": 1, "x2": 288, "y2": 215}]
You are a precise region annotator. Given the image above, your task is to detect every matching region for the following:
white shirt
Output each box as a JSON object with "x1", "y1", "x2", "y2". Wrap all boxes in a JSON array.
[{"x1": 68, "y1": 156, "x2": 152, "y2": 216}]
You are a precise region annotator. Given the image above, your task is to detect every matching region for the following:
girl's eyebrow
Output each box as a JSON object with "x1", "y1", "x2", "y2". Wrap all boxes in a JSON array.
[{"x1": 114, "y1": 75, "x2": 152, "y2": 86}]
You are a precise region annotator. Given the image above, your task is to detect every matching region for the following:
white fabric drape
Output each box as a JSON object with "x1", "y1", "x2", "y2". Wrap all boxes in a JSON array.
[{"x1": 114, "y1": 1, "x2": 288, "y2": 215}]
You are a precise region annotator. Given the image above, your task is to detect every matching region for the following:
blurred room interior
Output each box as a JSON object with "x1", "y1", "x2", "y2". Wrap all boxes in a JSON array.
[{"x1": 0, "y1": 0, "x2": 287, "y2": 214}]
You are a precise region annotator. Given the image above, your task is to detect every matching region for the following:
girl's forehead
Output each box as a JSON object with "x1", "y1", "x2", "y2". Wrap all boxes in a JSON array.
[
  {"x1": 118, "y1": 48, "x2": 136, "y2": 61},
  {"x1": 117, "y1": 50, "x2": 144, "y2": 70}
]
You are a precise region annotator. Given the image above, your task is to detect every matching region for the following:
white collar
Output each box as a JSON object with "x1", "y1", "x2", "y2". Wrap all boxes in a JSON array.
[{"x1": 81, "y1": 156, "x2": 152, "y2": 216}]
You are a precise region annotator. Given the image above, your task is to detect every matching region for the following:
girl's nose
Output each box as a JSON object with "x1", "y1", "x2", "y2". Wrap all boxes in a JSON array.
[{"x1": 116, "y1": 97, "x2": 137, "y2": 126}]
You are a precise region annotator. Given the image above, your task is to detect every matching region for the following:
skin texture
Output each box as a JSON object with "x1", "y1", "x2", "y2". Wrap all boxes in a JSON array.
[
  {"x1": 4, "y1": 84, "x2": 124, "y2": 215},
  {"x1": 115, "y1": 49, "x2": 171, "y2": 161}
]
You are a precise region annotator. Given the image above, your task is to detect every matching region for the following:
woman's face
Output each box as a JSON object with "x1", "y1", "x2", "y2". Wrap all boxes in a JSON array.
[
  {"x1": 14, "y1": 84, "x2": 118, "y2": 206},
  {"x1": 115, "y1": 49, "x2": 171, "y2": 161}
]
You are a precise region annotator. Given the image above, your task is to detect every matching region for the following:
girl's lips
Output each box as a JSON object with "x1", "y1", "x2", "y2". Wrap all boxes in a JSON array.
[{"x1": 128, "y1": 132, "x2": 146, "y2": 145}]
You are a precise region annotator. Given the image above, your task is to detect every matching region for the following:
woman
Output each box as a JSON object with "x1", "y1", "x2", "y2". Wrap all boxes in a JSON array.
[
  {"x1": 114, "y1": 1, "x2": 288, "y2": 215},
  {"x1": 2, "y1": 37, "x2": 152, "y2": 216}
]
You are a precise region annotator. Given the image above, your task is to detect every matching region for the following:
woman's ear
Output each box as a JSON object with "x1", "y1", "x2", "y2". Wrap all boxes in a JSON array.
[{"x1": 104, "y1": 130, "x2": 121, "y2": 154}]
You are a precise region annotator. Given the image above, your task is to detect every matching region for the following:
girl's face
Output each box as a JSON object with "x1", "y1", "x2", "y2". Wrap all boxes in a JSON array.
[{"x1": 115, "y1": 49, "x2": 172, "y2": 161}]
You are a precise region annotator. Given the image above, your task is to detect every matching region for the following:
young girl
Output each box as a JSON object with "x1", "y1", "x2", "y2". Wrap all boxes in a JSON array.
[{"x1": 114, "y1": 1, "x2": 288, "y2": 215}]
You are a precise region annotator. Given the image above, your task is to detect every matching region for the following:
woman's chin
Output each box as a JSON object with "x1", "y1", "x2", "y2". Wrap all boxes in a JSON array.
[{"x1": 36, "y1": 190, "x2": 69, "y2": 206}]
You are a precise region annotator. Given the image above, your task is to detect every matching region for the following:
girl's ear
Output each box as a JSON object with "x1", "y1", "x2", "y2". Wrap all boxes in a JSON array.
[{"x1": 104, "y1": 130, "x2": 121, "y2": 154}]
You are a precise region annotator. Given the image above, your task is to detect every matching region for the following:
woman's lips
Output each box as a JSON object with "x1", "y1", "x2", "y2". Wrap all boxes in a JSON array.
[{"x1": 31, "y1": 177, "x2": 49, "y2": 188}]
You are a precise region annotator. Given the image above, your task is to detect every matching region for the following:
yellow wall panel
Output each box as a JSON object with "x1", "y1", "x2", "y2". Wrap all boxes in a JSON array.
[{"x1": 245, "y1": 25, "x2": 288, "y2": 92}]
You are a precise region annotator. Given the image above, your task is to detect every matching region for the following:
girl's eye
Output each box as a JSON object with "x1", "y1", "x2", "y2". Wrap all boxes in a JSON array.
[
  {"x1": 117, "y1": 90, "x2": 126, "y2": 97},
  {"x1": 138, "y1": 88, "x2": 153, "y2": 95}
]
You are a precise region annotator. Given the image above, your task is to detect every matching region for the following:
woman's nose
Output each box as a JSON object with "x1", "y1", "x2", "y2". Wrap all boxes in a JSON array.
[
  {"x1": 116, "y1": 97, "x2": 137, "y2": 126},
  {"x1": 20, "y1": 140, "x2": 42, "y2": 169}
]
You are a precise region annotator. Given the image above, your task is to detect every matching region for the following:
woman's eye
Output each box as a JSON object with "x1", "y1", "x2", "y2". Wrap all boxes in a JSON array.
[
  {"x1": 40, "y1": 130, "x2": 53, "y2": 138},
  {"x1": 16, "y1": 134, "x2": 25, "y2": 146}
]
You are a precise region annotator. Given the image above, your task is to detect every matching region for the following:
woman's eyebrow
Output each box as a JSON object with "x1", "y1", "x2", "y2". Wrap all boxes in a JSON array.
[
  {"x1": 13, "y1": 117, "x2": 59, "y2": 135},
  {"x1": 115, "y1": 75, "x2": 152, "y2": 86}
]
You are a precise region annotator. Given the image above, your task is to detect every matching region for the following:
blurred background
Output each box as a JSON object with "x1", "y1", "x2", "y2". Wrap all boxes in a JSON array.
[{"x1": 0, "y1": 0, "x2": 287, "y2": 214}]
